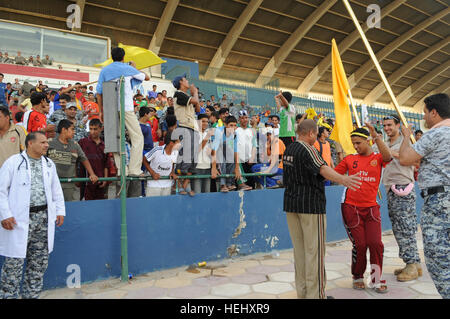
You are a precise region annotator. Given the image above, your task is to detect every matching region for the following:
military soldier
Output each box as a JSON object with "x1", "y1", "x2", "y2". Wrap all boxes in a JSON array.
[
  {"x1": 2, "y1": 52, "x2": 14, "y2": 64},
  {"x1": 382, "y1": 114, "x2": 421, "y2": 281},
  {"x1": 42, "y1": 55, "x2": 53, "y2": 66},
  {"x1": 14, "y1": 51, "x2": 27, "y2": 65},
  {"x1": 399, "y1": 93, "x2": 450, "y2": 299}
]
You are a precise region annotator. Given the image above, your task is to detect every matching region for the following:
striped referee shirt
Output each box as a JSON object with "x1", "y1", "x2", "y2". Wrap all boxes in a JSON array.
[{"x1": 283, "y1": 141, "x2": 327, "y2": 214}]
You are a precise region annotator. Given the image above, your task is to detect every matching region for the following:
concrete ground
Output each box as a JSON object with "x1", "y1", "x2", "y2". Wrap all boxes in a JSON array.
[{"x1": 40, "y1": 229, "x2": 441, "y2": 299}]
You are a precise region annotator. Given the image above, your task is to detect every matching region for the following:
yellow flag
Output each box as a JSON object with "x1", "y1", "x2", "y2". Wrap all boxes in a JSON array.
[
  {"x1": 94, "y1": 43, "x2": 166, "y2": 69},
  {"x1": 305, "y1": 108, "x2": 317, "y2": 119},
  {"x1": 329, "y1": 39, "x2": 356, "y2": 155}
]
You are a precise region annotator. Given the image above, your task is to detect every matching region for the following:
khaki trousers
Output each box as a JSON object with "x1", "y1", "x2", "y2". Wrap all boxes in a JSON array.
[
  {"x1": 286, "y1": 212, "x2": 327, "y2": 299},
  {"x1": 114, "y1": 111, "x2": 144, "y2": 176}
]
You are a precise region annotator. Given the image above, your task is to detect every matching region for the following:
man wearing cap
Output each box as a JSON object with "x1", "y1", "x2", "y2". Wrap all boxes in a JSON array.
[
  {"x1": 171, "y1": 74, "x2": 200, "y2": 195},
  {"x1": 96, "y1": 47, "x2": 150, "y2": 176},
  {"x1": 64, "y1": 102, "x2": 88, "y2": 142},
  {"x1": 381, "y1": 114, "x2": 422, "y2": 282},
  {"x1": 399, "y1": 93, "x2": 450, "y2": 299}
]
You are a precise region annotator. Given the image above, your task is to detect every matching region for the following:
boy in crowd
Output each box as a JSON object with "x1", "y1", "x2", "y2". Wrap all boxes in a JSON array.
[
  {"x1": 142, "y1": 132, "x2": 179, "y2": 197},
  {"x1": 275, "y1": 91, "x2": 296, "y2": 147},
  {"x1": 139, "y1": 107, "x2": 155, "y2": 153},
  {"x1": 217, "y1": 108, "x2": 229, "y2": 127},
  {"x1": 78, "y1": 119, "x2": 108, "y2": 200},
  {"x1": 235, "y1": 110, "x2": 256, "y2": 190},
  {"x1": 47, "y1": 119, "x2": 98, "y2": 201},
  {"x1": 192, "y1": 114, "x2": 214, "y2": 194},
  {"x1": 251, "y1": 127, "x2": 285, "y2": 188},
  {"x1": 210, "y1": 111, "x2": 219, "y2": 128},
  {"x1": 334, "y1": 124, "x2": 392, "y2": 293},
  {"x1": 83, "y1": 92, "x2": 101, "y2": 121},
  {"x1": 65, "y1": 103, "x2": 88, "y2": 142},
  {"x1": 212, "y1": 116, "x2": 244, "y2": 193}
]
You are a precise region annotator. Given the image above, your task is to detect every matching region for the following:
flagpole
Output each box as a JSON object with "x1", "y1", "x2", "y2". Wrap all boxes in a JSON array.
[
  {"x1": 341, "y1": 0, "x2": 416, "y2": 143},
  {"x1": 347, "y1": 89, "x2": 361, "y2": 128}
]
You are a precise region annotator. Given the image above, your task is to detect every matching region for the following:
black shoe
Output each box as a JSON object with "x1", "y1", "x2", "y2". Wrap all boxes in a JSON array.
[{"x1": 326, "y1": 296, "x2": 335, "y2": 299}]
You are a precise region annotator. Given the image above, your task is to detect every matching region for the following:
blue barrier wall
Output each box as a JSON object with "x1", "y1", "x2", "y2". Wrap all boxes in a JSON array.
[{"x1": 0, "y1": 186, "x2": 423, "y2": 290}]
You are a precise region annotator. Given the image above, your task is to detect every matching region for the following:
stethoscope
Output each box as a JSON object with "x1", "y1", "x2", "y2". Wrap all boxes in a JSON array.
[{"x1": 17, "y1": 154, "x2": 51, "y2": 171}]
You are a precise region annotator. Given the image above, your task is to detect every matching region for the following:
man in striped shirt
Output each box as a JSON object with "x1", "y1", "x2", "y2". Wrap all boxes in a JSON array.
[{"x1": 283, "y1": 119, "x2": 361, "y2": 299}]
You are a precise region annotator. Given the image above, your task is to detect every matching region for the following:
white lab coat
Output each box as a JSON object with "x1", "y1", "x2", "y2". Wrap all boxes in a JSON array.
[{"x1": 0, "y1": 152, "x2": 65, "y2": 258}]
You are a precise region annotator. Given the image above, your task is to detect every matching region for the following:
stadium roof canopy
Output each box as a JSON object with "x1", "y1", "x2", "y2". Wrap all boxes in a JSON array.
[{"x1": 1, "y1": 0, "x2": 449, "y2": 109}]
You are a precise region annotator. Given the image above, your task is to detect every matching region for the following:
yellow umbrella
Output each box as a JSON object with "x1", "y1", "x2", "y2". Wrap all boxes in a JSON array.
[{"x1": 94, "y1": 43, "x2": 166, "y2": 69}]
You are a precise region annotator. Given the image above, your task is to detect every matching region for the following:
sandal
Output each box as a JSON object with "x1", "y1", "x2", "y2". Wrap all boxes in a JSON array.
[
  {"x1": 179, "y1": 188, "x2": 188, "y2": 195},
  {"x1": 238, "y1": 183, "x2": 252, "y2": 191},
  {"x1": 227, "y1": 184, "x2": 237, "y2": 191},
  {"x1": 220, "y1": 185, "x2": 229, "y2": 193},
  {"x1": 352, "y1": 279, "x2": 365, "y2": 290},
  {"x1": 372, "y1": 280, "x2": 388, "y2": 294},
  {"x1": 188, "y1": 190, "x2": 196, "y2": 197}
]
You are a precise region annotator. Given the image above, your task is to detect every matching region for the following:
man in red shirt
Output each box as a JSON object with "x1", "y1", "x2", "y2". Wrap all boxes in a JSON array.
[
  {"x1": 334, "y1": 123, "x2": 392, "y2": 293},
  {"x1": 25, "y1": 92, "x2": 55, "y2": 138},
  {"x1": 83, "y1": 92, "x2": 101, "y2": 121}
]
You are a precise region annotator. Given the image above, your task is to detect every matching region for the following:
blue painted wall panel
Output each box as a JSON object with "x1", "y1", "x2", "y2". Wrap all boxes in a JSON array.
[{"x1": 0, "y1": 186, "x2": 424, "y2": 290}]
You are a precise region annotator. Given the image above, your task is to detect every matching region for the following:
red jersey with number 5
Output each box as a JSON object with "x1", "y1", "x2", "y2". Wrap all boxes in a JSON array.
[{"x1": 335, "y1": 152, "x2": 390, "y2": 207}]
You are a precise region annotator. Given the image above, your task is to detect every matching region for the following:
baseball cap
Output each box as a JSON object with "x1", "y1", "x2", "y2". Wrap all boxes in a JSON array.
[
  {"x1": 238, "y1": 110, "x2": 248, "y2": 117},
  {"x1": 172, "y1": 73, "x2": 187, "y2": 90},
  {"x1": 67, "y1": 102, "x2": 77, "y2": 109}
]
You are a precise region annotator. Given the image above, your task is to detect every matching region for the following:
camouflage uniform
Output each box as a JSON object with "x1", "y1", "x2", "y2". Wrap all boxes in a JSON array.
[
  {"x1": 413, "y1": 126, "x2": 450, "y2": 299},
  {"x1": 0, "y1": 157, "x2": 48, "y2": 299},
  {"x1": 384, "y1": 134, "x2": 420, "y2": 265},
  {"x1": 47, "y1": 110, "x2": 87, "y2": 142},
  {"x1": 387, "y1": 186, "x2": 420, "y2": 264}
]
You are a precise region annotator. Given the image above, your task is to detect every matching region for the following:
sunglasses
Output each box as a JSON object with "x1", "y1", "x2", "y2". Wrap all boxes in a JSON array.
[{"x1": 383, "y1": 116, "x2": 399, "y2": 121}]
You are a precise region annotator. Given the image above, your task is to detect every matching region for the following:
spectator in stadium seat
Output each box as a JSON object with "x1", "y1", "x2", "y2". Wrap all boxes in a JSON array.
[
  {"x1": 78, "y1": 119, "x2": 108, "y2": 201},
  {"x1": 0, "y1": 106, "x2": 26, "y2": 168},
  {"x1": 0, "y1": 73, "x2": 7, "y2": 106},
  {"x1": 27, "y1": 56, "x2": 34, "y2": 66},
  {"x1": 235, "y1": 110, "x2": 257, "y2": 189},
  {"x1": 192, "y1": 114, "x2": 214, "y2": 194},
  {"x1": 314, "y1": 127, "x2": 334, "y2": 168},
  {"x1": 230, "y1": 100, "x2": 251, "y2": 119},
  {"x1": 270, "y1": 115, "x2": 280, "y2": 129},
  {"x1": 65, "y1": 103, "x2": 88, "y2": 142},
  {"x1": 251, "y1": 127, "x2": 285, "y2": 188},
  {"x1": 2, "y1": 52, "x2": 13, "y2": 64},
  {"x1": 23, "y1": 93, "x2": 55, "y2": 138},
  {"x1": 217, "y1": 108, "x2": 229, "y2": 128},
  {"x1": 139, "y1": 107, "x2": 155, "y2": 154},
  {"x1": 148, "y1": 85, "x2": 158, "y2": 100},
  {"x1": 42, "y1": 55, "x2": 53, "y2": 66},
  {"x1": 219, "y1": 94, "x2": 228, "y2": 108},
  {"x1": 161, "y1": 113, "x2": 177, "y2": 142},
  {"x1": 210, "y1": 111, "x2": 219, "y2": 128},
  {"x1": 134, "y1": 93, "x2": 148, "y2": 108},
  {"x1": 83, "y1": 92, "x2": 100, "y2": 122},
  {"x1": 14, "y1": 51, "x2": 27, "y2": 65},
  {"x1": 47, "y1": 93, "x2": 70, "y2": 127},
  {"x1": 47, "y1": 119, "x2": 98, "y2": 201},
  {"x1": 34, "y1": 55, "x2": 43, "y2": 67},
  {"x1": 11, "y1": 78, "x2": 21, "y2": 93},
  {"x1": 88, "y1": 85, "x2": 95, "y2": 95},
  {"x1": 414, "y1": 129, "x2": 423, "y2": 141},
  {"x1": 0, "y1": 52, "x2": 3, "y2": 62},
  {"x1": 142, "y1": 132, "x2": 179, "y2": 197},
  {"x1": 205, "y1": 105, "x2": 215, "y2": 118},
  {"x1": 47, "y1": 90, "x2": 57, "y2": 118}
]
